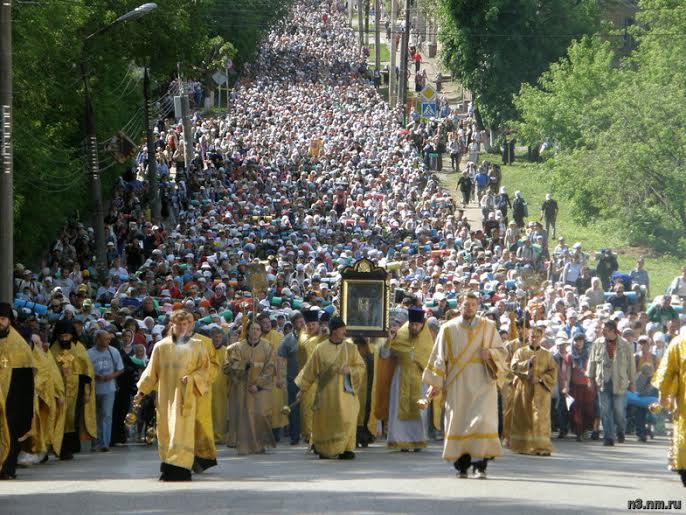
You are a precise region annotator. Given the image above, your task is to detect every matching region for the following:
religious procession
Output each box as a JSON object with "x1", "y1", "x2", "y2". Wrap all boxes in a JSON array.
[{"x1": 1, "y1": 0, "x2": 684, "y2": 499}]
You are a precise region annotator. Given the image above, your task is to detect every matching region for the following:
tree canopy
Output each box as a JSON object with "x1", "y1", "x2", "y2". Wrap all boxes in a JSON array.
[
  {"x1": 513, "y1": 0, "x2": 686, "y2": 251},
  {"x1": 436, "y1": 0, "x2": 601, "y2": 128},
  {"x1": 11, "y1": 0, "x2": 291, "y2": 265}
]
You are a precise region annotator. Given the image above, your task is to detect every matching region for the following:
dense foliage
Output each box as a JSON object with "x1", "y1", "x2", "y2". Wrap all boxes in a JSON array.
[
  {"x1": 512, "y1": 1, "x2": 686, "y2": 251},
  {"x1": 436, "y1": 0, "x2": 601, "y2": 128},
  {"x1": 12, "y1": 0, "x2": 291, "y2": 265}
]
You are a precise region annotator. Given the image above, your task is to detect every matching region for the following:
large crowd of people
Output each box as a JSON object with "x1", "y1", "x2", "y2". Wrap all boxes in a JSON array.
[{"x1": 1, "y1": 0, "x2": 684, "y2": 487}]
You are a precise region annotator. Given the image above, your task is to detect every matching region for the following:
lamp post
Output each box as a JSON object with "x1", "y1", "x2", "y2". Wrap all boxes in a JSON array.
[{"x1": 81, "y1": 3, "x2": 157, "y2": 281}]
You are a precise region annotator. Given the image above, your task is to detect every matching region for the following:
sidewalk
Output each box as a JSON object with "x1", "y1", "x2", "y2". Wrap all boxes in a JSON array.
[{"x1": 387, "y1": 36, "x2": 482, "y2": 228}]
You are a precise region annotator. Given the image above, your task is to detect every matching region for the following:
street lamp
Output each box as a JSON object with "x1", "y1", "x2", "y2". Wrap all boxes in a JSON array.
[{"x1": 81, "y1": 3, "x2": 157, "y2": 282}]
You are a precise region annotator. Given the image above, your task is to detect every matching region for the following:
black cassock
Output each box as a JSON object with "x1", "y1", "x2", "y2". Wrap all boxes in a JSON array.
[{"x1": 2, "y1": 366, "x2": 34, "y2": 478}]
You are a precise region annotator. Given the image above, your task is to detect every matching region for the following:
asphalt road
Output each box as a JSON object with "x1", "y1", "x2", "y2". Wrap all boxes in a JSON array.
[{"x1": 1, "y1": 436, "x2": 682, "y2": 515}]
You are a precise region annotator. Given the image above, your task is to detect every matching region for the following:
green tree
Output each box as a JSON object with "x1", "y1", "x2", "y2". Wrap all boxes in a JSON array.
[
  {"x1": 436, "y1": 0, "x2": 601, "y2": 128},
  {"x1": 513, "y1": 36, "x2": 620, "y2": 150},
  {"x1": 512, "y1": 0, "x2": 686, "y2": 249},
  {"x1": 11, "y1": 0, "x2": 292, "y2": 266}
]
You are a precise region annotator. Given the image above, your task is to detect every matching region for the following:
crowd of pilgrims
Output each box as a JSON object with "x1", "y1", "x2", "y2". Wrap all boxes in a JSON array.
[{"x1": 1, "y1": 0, "x2": 683, "y2": 485}]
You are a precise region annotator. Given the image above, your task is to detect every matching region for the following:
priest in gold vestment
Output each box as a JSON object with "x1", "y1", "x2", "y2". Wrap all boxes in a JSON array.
[
  {"x1": 501, "y1": 322, "x2": 527, "y2": 447},
  {"x1": 224, "y1": 320, "x2": 277, "y2": 455},
  {"x1": 652, "y1": 335, "x2": 686, "y2": 487},
  {"x1": 422, "y1": 293, "x2": 507, "y2": 479},
  {"x1": 193, "y1": 331, "x2": 219, "y2": 472},
  {"x1": 378, "y1": 308, "x2": 432, "y2": 450},
  {"x1": 258, "y1": 313, "x2": 288, "y2": 439},
  {"x1": 298, "y1": 310, "x2": 327, "y2": 442},
  {"x1": 136, "y1": 310, "x2": 210, "y2": 481},
  {"x1": 210, "y1": 328, "x2": 229, "y2": 444},
  {"x1": 0, "y1": 303, "x2": 35, "y2": 479},
  {"x1": 49, "y1": 319, "x2": 95, "y2": 462},
  {"x1": 25, "y1": 334, "x2": 65, "y2": 461},
  {"x1": 296, "y1": 317, "x2": 364, "y2": 460},
  {"x1": 509, "y1": 323, "x2": 557, "y2": 456}
]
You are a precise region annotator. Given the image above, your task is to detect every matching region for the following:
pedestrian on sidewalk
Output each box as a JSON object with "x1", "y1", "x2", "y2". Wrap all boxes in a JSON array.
[
  {"x1": 413, "y1": 52, "x2": 422, "y2": 73},
  {"x1": 457, "y1": 171, "x2": 473, "y2": 207},
  {"x1": 448, "y1": 135, "x2": 462, "y2": 171}
]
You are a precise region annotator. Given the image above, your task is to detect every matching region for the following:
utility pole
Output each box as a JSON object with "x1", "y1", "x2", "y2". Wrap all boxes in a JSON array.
[
  {"x1": 357, "y1": 0, "x2": 364, "y2": 48},
  {"x1": 144, "y1": 67, "x2": 160, "y2": 222},
  {"x1": 374, "y1": 0, "x2": 380, "y2": 71},
  {"x1": 348, "y1": 0, "x2": 353, "y2": 22},
  {"x1": 80, "y1": 61, "x2": 108, "y2": 282},
  {"x1": 0, "y1": 0, "x2": 13, "y2": 303},
  {"x1": 364, "y1": 0, "x2": 369, "y2": 46},
  {"x1": 389, "y1": 0, "x2": 397, "y2": 107},
  {"x1": 398, "y1": 0, "x2": 411, "y2": 118}
]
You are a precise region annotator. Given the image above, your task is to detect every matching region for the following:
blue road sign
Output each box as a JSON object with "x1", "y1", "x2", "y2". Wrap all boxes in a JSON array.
[{"x1": 421, "y1": 103, "x2": 437, "y2": 117}]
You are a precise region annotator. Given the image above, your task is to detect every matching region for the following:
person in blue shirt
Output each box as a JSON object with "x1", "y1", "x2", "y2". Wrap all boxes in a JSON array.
[
  {"x1": 87, "y1": 330, "x2": 124, "y2": 451},
  {"x1": 475, "y1": 167, "x2": 490, "y2": 202}
]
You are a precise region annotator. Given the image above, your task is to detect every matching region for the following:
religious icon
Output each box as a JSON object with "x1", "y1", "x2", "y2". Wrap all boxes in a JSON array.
[{"x1": 340, "y1": 258, "x2": 390, "y2": 337}]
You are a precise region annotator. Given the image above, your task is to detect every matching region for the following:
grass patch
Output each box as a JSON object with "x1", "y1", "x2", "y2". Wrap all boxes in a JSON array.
[
  {"x1": 438, "y1": 151, "x2": 681, "y2": 296},
  {"x1": 368, "y1": 43, "x2": 391, "y2": 63}
]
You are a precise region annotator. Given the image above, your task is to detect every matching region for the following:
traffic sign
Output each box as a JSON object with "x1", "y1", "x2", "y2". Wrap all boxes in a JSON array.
[
  {"x1": 419, "y1": 85, "x2": 436, "y2": 102},
  {"x1": 212, "y1": 71, "x2": 228, "y2": 86},
  {"x1": 421, "y1": 103, "x2": 437, "y2": 117}
]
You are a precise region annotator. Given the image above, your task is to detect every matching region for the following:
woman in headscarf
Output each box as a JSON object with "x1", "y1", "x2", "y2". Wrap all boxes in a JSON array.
[{"x1": 569, "y1": 331, "x2": 595, "y2": 441}]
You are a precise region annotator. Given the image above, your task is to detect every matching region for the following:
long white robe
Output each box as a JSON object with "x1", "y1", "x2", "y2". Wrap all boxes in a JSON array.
[{"x1": 422, "y1": 316, "x2": 507, "y2": 461}]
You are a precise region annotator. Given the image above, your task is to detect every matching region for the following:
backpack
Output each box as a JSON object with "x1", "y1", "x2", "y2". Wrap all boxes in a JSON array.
[{"x1": 495, "y1": 194, "x2": 508, "y2": 211}]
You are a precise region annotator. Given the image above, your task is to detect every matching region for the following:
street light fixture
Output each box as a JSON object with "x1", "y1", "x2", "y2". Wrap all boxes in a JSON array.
[{"x1": 81, "y1": 3, "x2": 157, "y2": 282}]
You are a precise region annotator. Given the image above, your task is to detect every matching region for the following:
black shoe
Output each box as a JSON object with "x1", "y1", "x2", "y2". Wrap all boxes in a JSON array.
[
  {"x1": 617, "y1": 433, "x2": 625, "y2": 444},
  {"x1": 290, "y1": 440, "x2": 300, "y2": 446},
  {"x1": 60, "y1": 454, "x2": 74, "y2": 461},
  {"x1": 338, "y1": 451, "x2": 355, "y2": 460},
  {"x1": 603, "y1": 439, "x2": 615, "y2": 446},
  {"x1": 400, "y1": 449, "x2": 410, "y2": 453},
  {"x1": 40, "y1": 454, "x2": 49, "y2": 464},
  {"x1": 0, "y1": 473, "x2": 16, "y2": 480},
  {"x1": 590, "y1": 431, "x2": 599, "y2": 441},
  {"x1": 100, "y1": 447, "x2": 110, "y2": 452},
  {"x1": 557, "y1": 432, "x2": 566, "y2": 439},
  {"x1": 638, "y1": 436, "x2": 647, "y2": 442}
]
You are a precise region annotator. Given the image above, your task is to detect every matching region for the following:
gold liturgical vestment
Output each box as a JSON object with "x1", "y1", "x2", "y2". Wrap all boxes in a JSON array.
[
  {"x1": 509, "y1": 345, "x2": 557, "y2": 455},
  {"x1": 49, "y1": 341, "x2": 96, "y2": 442},
  {"x1": 501, "y1": 338, "x2": 527, "y2": 442},
  {"x1": 263, "y1": 329, "x2": 288, "y2": 429},
  {"x1": 299, "y1": 333, "x2": 326, "y2": 440},
  {"x1": 211, "y1": 345, "x2": 229, "y2": 443},
  {"x1": 295, "y1": 339, "x2": 364, "y2": 458},
  {"x1": 422, "y1": 316, "x2": 507, "y2": 461},
  {"x1": 357, "y1": 339, "x2": 380, "y2": 435},
  {"x1": 193, "y1": 334, "x2": 219, "y2": 468},
  {"x1": 0, "y1": 328, "x2": 35, "y2": 469},
  {"x1": 224, "y1": 338, "x2": 276, "y2": 455},
  {"x1": 28, "y1": 345, "x2": 65, "y2": 456},
  {"x1": 652, "y1": 336, "x2": 686, "y2": 471},
  {"x1": 383, "y1": 323, "x2": 433, "y2": 449},
  {"x1": 137, "y1": 335, "x2": 210, "y2": 471}
]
